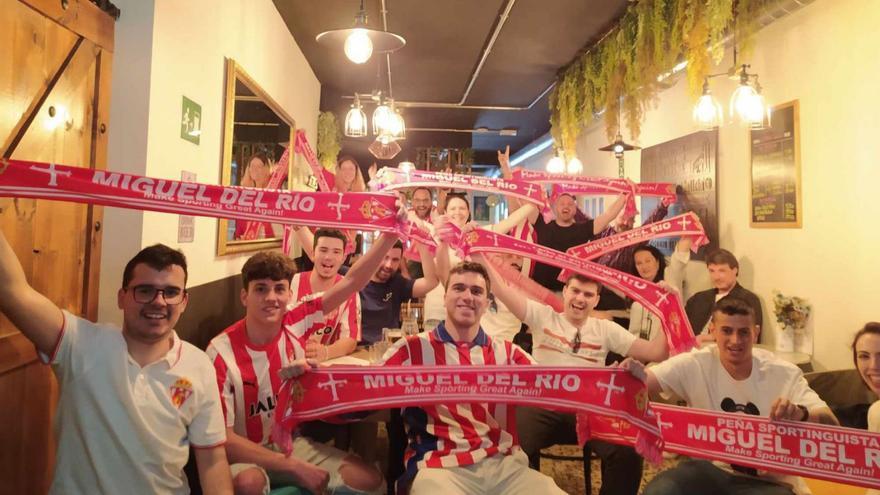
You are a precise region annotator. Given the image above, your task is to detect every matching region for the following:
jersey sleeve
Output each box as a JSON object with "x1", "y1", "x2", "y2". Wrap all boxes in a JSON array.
[
  {"x1": 206, "y1": 345, "x2": 236, "y2": 428},
  {"x1": 338, "y1": 292, "x2": 361, "y2": 342}
]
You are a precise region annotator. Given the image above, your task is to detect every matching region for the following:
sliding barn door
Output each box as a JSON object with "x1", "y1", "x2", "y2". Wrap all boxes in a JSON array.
[{"x1": 0, "y1": 0, "x2": 114, "y2": 492}]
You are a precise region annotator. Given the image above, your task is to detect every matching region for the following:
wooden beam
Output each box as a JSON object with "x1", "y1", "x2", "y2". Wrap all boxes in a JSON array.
[{"x1": 20, "y1": 0, "x2": 116, "y2": 52}]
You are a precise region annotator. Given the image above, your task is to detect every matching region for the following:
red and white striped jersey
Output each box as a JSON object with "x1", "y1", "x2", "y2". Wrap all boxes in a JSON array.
[
  {"x1": 206, "y1": 297, "x2": 323, "y2": 445},
  {"x1": 291, "y1": 271, "x2": 360, "y2": 344},
  {"x1": 382, "y1": 322, "x2": 535, "y2": 476}
]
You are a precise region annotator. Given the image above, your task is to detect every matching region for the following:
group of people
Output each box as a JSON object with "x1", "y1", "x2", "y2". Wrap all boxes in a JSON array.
[{"x1": 1, "y1": 152, "x2": 878, "y2": 495}]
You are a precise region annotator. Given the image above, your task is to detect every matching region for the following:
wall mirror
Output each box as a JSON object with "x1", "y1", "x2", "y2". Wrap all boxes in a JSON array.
[{"x1": 217, "y1": 58, "x2": 296, "y2": 255}]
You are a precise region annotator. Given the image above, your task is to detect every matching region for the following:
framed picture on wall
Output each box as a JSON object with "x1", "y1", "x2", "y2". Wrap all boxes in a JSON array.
[{"x1": 750, "y1": 100, "x2": 802, "y2": 228}]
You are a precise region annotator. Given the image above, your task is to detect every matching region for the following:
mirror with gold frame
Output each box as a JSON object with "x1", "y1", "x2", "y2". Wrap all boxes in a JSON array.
[{"x1": 217, "y1": 58, "x2": 296, "y2": 255}]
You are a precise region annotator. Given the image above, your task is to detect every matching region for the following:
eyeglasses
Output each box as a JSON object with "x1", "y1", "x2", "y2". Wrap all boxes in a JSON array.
[
  {"x1": 127, "y1": 285, "x2": 186, "y2": 305},
  {"x1": 571, "y1": 330, "x2": 581, "y2": 353}
]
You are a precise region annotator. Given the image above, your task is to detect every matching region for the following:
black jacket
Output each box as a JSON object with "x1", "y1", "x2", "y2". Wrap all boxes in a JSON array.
[{"x1": 684, "y1": 283, "x2": 764, "y2": 340}]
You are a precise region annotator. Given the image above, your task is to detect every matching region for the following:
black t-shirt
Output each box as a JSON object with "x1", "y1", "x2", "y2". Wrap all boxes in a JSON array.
[
  {"x1": 531, "y1": 216, "x2": 595, "y2": 291},
  {"x1": 359, "y1": 273, "x2": 416, "y2": 344}
]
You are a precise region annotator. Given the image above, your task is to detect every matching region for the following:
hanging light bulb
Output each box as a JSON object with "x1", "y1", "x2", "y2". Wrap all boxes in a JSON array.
[
  {"x1": 730, "y1": 65, "x2": 762, "y2": 126},
  {"x1": 546, "y1": 152, "x2": 565, "y2": 174},
  {"x1": 743, "y1": 79, "x2": 770, "y2": 129},
  {"x1": 693, "y1": 78, "x2": 723, "y2": 129},
  {"x1": 399, "y1": 161, "x2": 414, "y2": 172},
  {"x1": 343, "y1": 28, "x2": 373, "y2": 64},
  {"x1": 388, "y1": 108, "x2": 406, "y2": 140},
  {"x1": 344, "y1": 95, "x2": 368, "y2": 137},
  {"x1": 372, "y1": 98, "x2": 394, "y2": 136},
  {"x1": 566, "y1": 156, "x2": 583, "y2": 174}
]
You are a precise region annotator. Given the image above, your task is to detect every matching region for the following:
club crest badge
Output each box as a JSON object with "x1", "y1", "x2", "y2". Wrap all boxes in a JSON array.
[{"x1": 170, "y1": 378, "x2": 194, "y2": 408}]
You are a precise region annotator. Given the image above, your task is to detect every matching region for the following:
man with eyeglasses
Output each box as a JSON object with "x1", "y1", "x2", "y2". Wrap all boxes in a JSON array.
[
  {"x1": 0, "y1": 231, "x2": 232, "y2": 494},
  {"x1": 479, "y1": 262, "x2": 669, "y2": 495}
]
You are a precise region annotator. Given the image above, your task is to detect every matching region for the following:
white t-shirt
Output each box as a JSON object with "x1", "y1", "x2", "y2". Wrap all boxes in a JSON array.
[
  {"x1": 651, "y1": 346, "x2": 828, "y2": 494},
  {"x1": 481, "y1": 297, "x2": 522, "y2": 342},
  {"x1": 423, "y1": 250, "x2": 462, "y2": 322},
  {"x1": 44, "y1": 312, "x2": 226, "y2": 495},
  {"x1": 523, "y1": 299, "x2": 635, "y2": 366}
]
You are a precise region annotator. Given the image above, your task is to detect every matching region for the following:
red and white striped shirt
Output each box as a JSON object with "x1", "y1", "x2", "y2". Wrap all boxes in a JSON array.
[
  {"x1": 206, "y1": 297, "x2": 323, "y2": 445},
  {"x1": 291, "y1": 271, "x2": 360, "y2": 344},
  {"x1": 382, "y1": 322, "x2": 535, "y2": 476}
]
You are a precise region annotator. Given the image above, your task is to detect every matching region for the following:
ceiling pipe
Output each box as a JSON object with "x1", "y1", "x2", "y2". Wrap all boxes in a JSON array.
[
  {"x1": 407, "y1": 127, "x2": 518, "y2": 136},
  {"x1": 354, "y1": 0, "x2": 553, "y2": 111}
]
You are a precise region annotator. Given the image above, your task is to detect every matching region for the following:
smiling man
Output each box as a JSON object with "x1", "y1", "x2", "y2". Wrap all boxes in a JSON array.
[
  {"x1": 206, "y1": 232, "x2": 403, "y2": 495},
  {"x1": 481, "y1": 257, "x2": 668, "y2": 495},
  {"x1": 289, "y1": 229, "x2": 361, "y2": 362},
  {"x1": 381, "y1": 261, "x2": 565, "y2": 494},
  {"x1": 0, "y1": 231, "x2": 232, "y2": 494},
  {"x1": 623, "y1": 297, "x2": 837, "y2": 495},
  {"x1": 360, "y1": 239, "x2": 440, "y2": 344},
  {"x1": 527, "y1": 192, "x2": 627, "y2": 293},
  {"x1": 685, "y1": 248, "x2": 763, "y2": 337}
]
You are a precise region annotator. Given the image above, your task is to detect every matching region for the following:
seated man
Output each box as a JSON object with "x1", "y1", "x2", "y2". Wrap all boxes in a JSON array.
[
  {"x1": 360, "y1": 239, "x2": 439, "y2": 344},
  {"x1": 207, "y1": 232, "x2": 402, "y2": 495},
  {"x1": 685, "y1": 248, "x2": 763, "y2": 337},
  {"x1": 0, "y1": 230, "x2": 232, "y2": 493},
  {"x1": 624, "y1": 297, "x2": 838, "y2": 495},
  {"x1": 286, "y1": 261, "x2": 566, "y2": 495},
  {"x1": 291, "y1": 228, "x2": 361, "y2": 362},
  {"x1": 481, "y1": 255, "x2": 668, "y2": 495}
]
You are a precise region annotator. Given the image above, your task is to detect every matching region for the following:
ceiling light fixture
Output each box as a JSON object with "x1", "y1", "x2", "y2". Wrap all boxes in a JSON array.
[
  {"x1": 546, "y1": 151, "x2": 565, "y2": 174},
  {"x1": 599, "y1": 133, "x2": 640, "y2": 160},
  {"x1": 316, "y1": 0, "x2": 406, "y2": 65},
  {"x1": 344, "y1": 94, "x2": 368, "y2": 137},
  {"x1": 566, "y1": 156, "x2": 584, "y2": 174}
]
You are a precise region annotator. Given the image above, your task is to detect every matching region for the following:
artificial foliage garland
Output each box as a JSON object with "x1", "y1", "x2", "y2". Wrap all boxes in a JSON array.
[
  {"x1": 316, "y1": 111, "x2": 341, "y2": 171},
  {"x1": 549, "y1": 0, "x2": 774, "y2": 156}
]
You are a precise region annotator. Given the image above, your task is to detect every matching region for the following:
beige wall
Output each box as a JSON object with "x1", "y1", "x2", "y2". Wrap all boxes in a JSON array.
[
  {"x1": 99, "y1": 0, "x2": 321, "y2": 323},
  {"x1": 518, "y1": 0, "x2": 880, "y2": 370}
]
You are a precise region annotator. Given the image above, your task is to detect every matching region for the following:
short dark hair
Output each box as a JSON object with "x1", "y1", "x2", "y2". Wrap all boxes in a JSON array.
[
  {"x1": 122, "y1": 244, "x2": 188, "y2": 288},
  {"x1": 412, "y1": 187, "x2": 433, "y2": 199},
  {"x1": 446, "y1": 261, "x2": 490, "y2": 293},
  {"x1": 564, "y1": 273, "x2": 602, "y2": 292},
  {"x1": 632, "y1": 245, "x2": 667, "y2": 283},
  {"x1": 313, "y1": 228, "x2": 347, "y2": 249},
  {"x1": 711, "y1": 297, "x2": 755, "y2": 323},
  {"x1": 392, "y1": 240, "x2": 404, "y2": 251},
  {"x1": 852, "y1": 322, "x2": 880, "y2": 388},
  {"x1": 706, "y1": 248, "x2": 739, "y2": 271},
  {"x1": 241, "y1": 251, "x2": 296, "y2": 288}
]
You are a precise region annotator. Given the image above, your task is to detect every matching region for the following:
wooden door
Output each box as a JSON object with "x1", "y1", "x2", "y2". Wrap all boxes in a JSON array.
[{"x1": 0, "y1": 0, "x2": 114, "y2": 492}]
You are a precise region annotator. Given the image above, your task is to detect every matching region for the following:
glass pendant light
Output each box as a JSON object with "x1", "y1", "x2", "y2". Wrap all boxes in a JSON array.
[
  {"x1": 344, "y1": 94, "x2": 368, "y2": 137},
  {"x1": 693, "y1": 78, "x2": 723, "y2": 129}
]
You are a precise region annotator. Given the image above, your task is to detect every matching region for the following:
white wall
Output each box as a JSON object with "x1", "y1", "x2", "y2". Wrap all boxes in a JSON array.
[
  {"x1": 100, "y1": 0, "x2": 321, "y2": 323},
  {"x1": 519, "y1": 0, "x2": 880, "y2": 370}
]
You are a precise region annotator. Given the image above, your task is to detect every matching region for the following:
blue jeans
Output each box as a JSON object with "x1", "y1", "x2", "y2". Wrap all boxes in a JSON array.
[{"x1": 644, "y1": 459, "x2": 794, "y2": 495}]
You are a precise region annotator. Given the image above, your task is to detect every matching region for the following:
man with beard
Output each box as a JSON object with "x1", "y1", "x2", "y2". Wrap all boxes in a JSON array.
[
  {"x1": 526, "y1": 192, "x2": 628, "y2": 293},
  {"x1": 207, "y1": 231, "x2": 403, "y2": 495},
  {"x1": 289, "y1": 229, "x2": 361, "y2": 362},
  {"x1": 360, "y1": 239, "x2": 440, "y2": 344},
  {"x1": 404, "y1": 187, "x2": 437, "y2": 279},
  {"x1": 480, "y1": 255, "x2": 668, "y2": 495},
  {"x1": 0, "y1": 231, "x2": 233, "y2": 494}
]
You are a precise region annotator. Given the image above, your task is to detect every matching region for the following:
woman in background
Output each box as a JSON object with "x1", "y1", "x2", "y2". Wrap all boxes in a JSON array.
[
  {"x1": 234, "y1": 151, "x2": 275, "y2": 239},
  {"x1": 626, "y1": 239, "x2": 691, "y2": 342},
  {"x1": 853, "y1": 322, "x2": 880, "y2": 495}
]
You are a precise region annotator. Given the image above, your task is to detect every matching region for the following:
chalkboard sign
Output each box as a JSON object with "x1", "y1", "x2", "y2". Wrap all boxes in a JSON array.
[
  {"x1": 750, "y1": 100, "x2": 802, "y2": 227},
  {"x1": 641, "y1": 129, "x2": 719, "y2": 260}
]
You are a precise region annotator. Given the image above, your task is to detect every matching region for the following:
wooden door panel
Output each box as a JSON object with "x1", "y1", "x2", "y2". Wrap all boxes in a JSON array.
[
  {"x1": 0, "y1": 1, "x2": 114, "y2": 493},
  {"x1": 12, "y1": 39, "x2": 99, "y2": 167},
  {"x1": 0, "y1": 0, "x2": 79, "y2": 154}
]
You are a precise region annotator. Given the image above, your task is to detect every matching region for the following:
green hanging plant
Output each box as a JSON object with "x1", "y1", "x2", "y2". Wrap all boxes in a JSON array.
[
  {"x1": 316, "y1": 111, "x2": 341, "y2": 171},
  {"x1": 549, "y1": 0, "x2": 776, "y2": 150}
]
